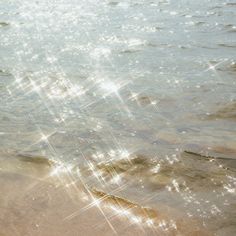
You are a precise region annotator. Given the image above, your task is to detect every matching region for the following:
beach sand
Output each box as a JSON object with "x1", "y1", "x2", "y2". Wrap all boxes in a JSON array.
[{"x1": 0, "y1": 151, "x2": 212, "y2": 236}]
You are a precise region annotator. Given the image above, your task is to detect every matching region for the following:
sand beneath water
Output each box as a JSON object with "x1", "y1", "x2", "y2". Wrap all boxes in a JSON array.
[{"x1": 0, "y1": 151, "x2": 212, "y2": 236}]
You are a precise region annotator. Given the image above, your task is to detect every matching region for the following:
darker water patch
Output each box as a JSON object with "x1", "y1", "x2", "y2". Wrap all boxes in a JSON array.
[
  {"x1": 184, "y1": 150, "x2": 235, "y2": 161},
  {"x1": 83, "y1": 153, "x2": 234, "y2": 192},
  {"x1": 0, "y1": 69, "x2": 12, "y2": 77},
  {"x1": 218, "y1": 43, "x2": 236, "y2": 48},
  {"x1": 107, "y1": 1, "x2": 119, "y2": 6},
  {"x1": 135, "y1": 96, "x2": 153, "y2": 106},
  {"x1": 207, "y1": 102, "x2": 236, "y2": 121},
  {"x1": 129, "y1": 94, "x2": 156, "y2": 106},
  {"x1": 216, "y1": 61, "x2": 236, "y2": 72},
  {"x1": 120, "y1": 49, "x2": 141, "y2": 54},
  {"x1": 194, "y1": 21, "x2": 205, "y2": 26},
  {"x1": 0, "y1": 22, "x2": 10, "y2": 27},
  {"x1": 225, "y1": 2, "x2": 236, "y2": 6},
  {"x1": 229, "y1": 62, "x2": 236, "y2": 71},
  {"x1": 183, "y1": 144, "x2": 236, "y2": 170},
  {"x1": 16, "y1": 153, "x2": 53, "y2": 166},
  {"x1": 223, "y1": 24, "x2": 236, "y2": 33}
]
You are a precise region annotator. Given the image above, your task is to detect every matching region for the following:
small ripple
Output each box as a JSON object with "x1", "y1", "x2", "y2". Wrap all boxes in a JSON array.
[{"x1": 0, "y1": 22, "x2": 10, "y2": 27}]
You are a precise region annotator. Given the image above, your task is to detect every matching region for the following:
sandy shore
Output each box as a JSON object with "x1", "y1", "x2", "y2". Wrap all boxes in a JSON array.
[{"x1": 0, "y1": 151, "x2": 212, "y2": 236}]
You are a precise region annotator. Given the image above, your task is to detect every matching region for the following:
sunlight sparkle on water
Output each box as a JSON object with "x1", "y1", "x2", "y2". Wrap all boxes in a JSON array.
[{"x1": 100, "y1": 81, "x2": 120, "y2": 94}]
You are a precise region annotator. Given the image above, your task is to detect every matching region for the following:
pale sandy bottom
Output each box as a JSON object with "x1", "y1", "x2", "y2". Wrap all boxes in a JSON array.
[
  {"x1": 0, "y1": 153, "x2": 212, "y2": 236},
  {"x1": 0, "y1": 173, "x2": 150, "y2": 236}
]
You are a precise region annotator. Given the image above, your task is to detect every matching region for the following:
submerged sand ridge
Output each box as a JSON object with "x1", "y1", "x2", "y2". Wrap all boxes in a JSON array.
[{"x1": 0, "y1": 150, "x2": 214, "y2": 236}]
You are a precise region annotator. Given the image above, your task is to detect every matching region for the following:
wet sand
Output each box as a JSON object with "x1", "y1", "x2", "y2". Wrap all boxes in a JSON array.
[
  {"x1": 0, "y1": 173, "x2": 149, "y2": 236},
  {"x1": 0, "y1": 151, "x2": 212, "y2": 236}
]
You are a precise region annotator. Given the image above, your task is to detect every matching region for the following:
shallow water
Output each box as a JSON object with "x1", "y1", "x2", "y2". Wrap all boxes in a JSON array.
[{"x1": 0, "y1": 0, "x2": 236, "y2": 235}]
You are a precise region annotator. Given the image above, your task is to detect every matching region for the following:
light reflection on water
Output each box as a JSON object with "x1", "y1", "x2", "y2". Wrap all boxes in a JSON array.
[{"x1": 0, "y1": 0, "x2": 236, "y2": 235}]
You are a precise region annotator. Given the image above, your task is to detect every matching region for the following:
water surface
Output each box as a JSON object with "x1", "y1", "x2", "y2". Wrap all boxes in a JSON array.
[{"x1": 0, "y1": 0, "x2": 236, "y2": 235}]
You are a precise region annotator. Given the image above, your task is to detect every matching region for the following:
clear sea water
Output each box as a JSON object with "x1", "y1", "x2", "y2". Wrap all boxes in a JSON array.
[{"x1": 0, "y1": 0, "x2": 236, "y2": 235}]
